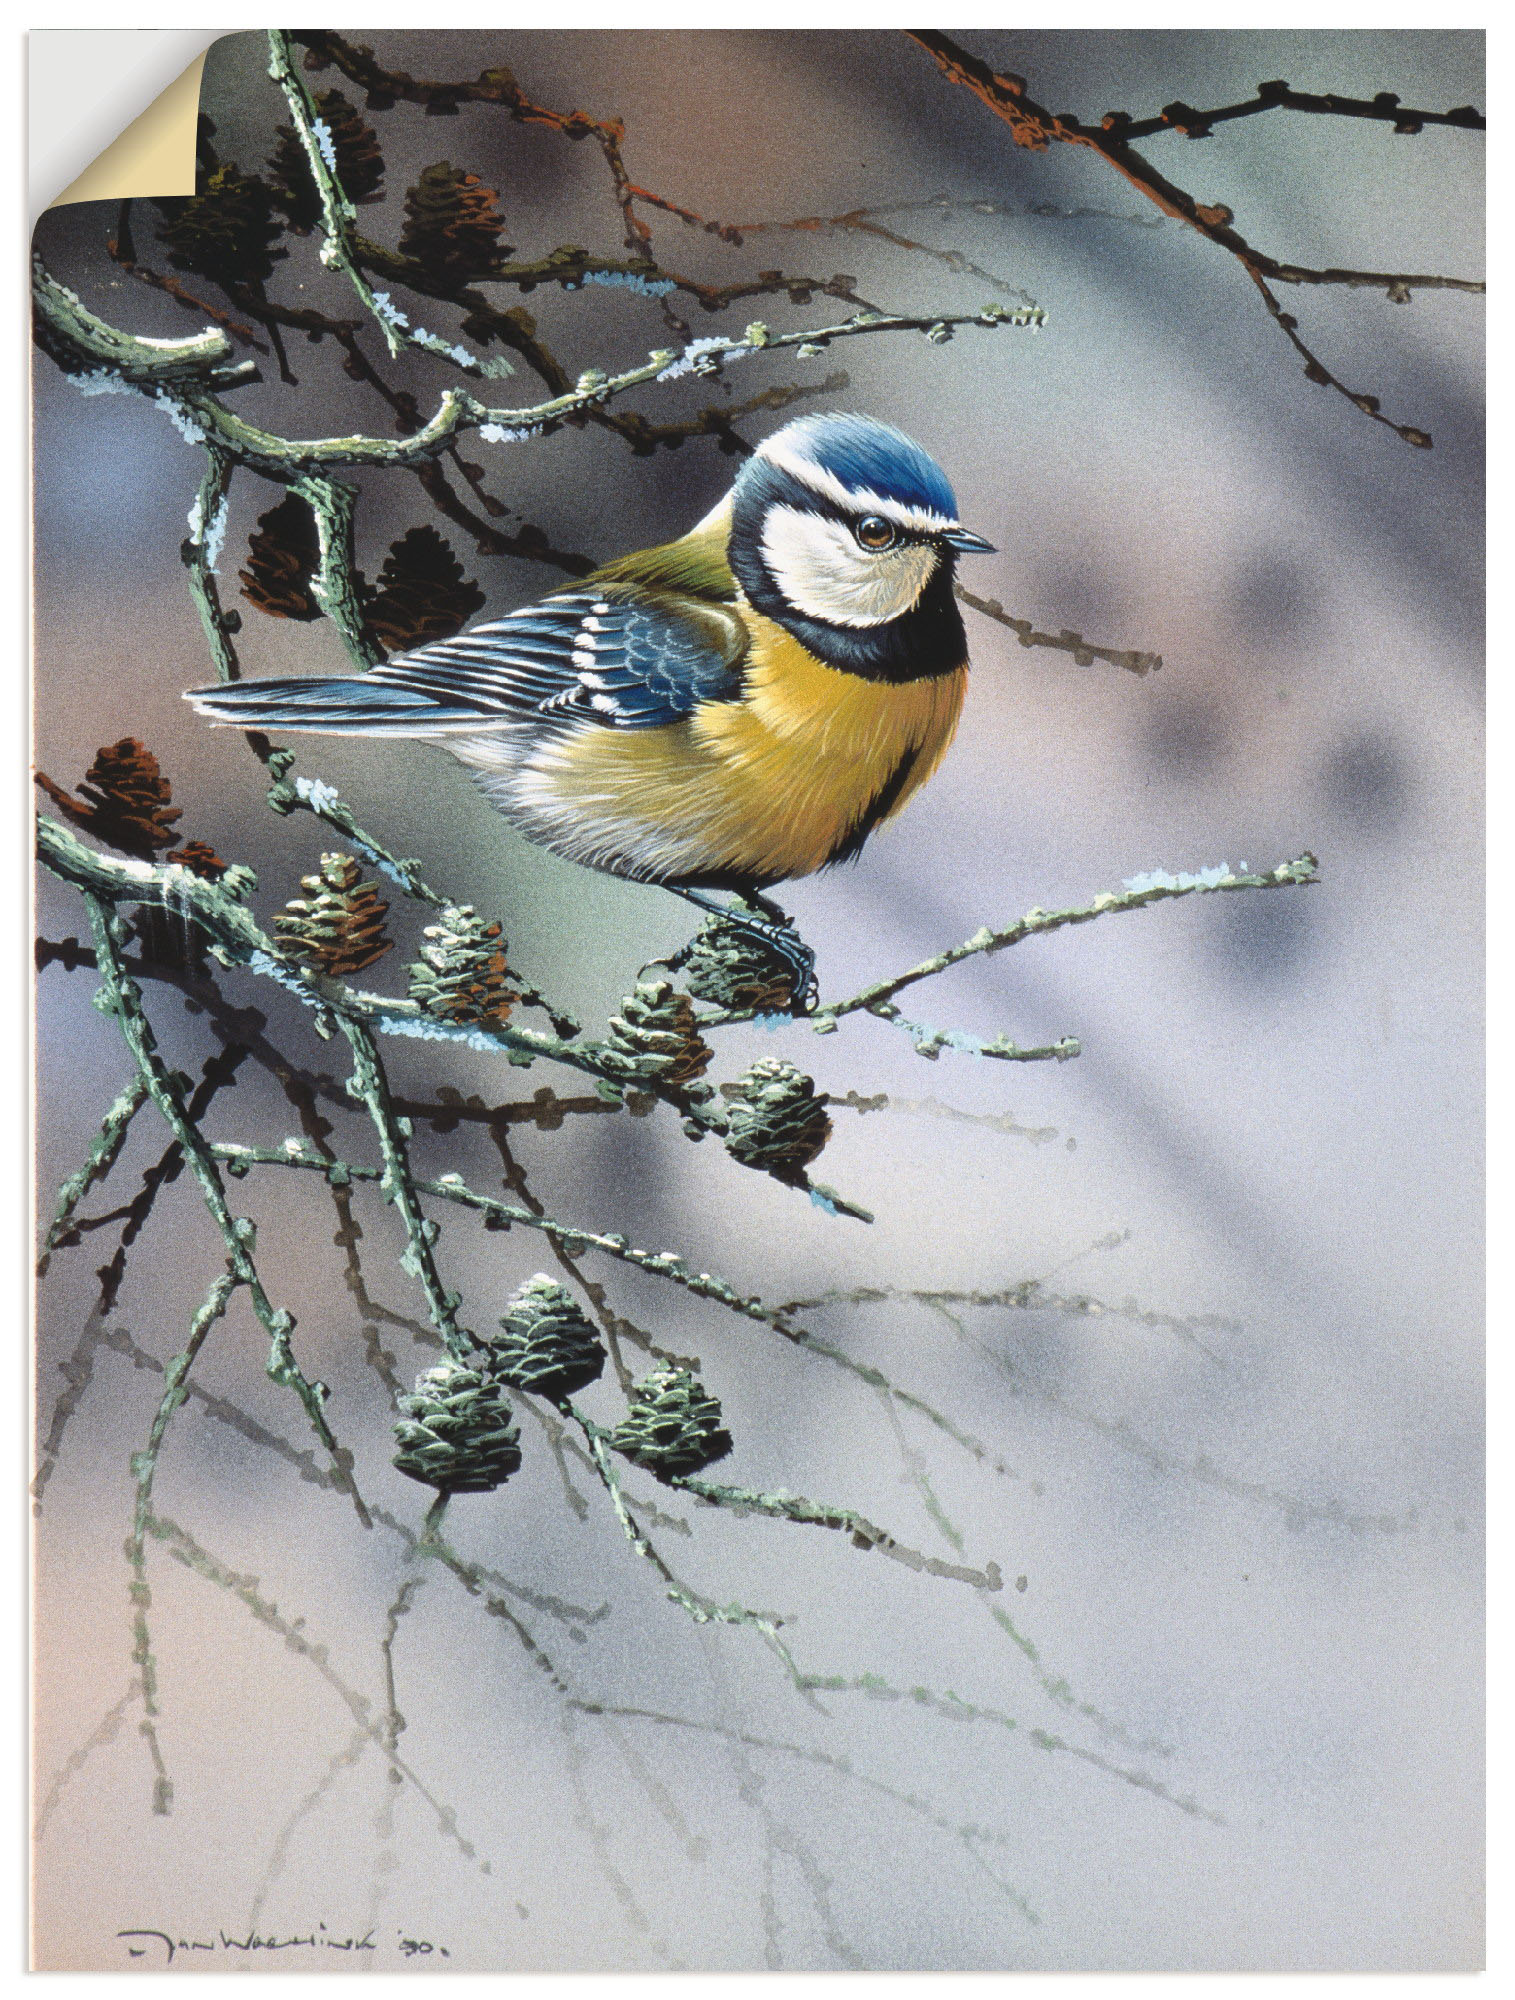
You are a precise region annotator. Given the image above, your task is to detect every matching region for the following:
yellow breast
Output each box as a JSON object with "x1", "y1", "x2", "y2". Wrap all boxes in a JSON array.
[{"x1": 523, "y1": 611, "x2": 967, "y2": 885}]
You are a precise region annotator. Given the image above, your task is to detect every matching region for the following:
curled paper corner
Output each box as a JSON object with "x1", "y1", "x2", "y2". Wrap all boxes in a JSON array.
[{"x1": 38, "y1": 38, "x2": 214, "y2": 217}]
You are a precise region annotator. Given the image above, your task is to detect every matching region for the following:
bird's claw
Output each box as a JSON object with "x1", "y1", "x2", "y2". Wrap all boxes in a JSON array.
[
  {"x1": 735, "y1": 900, "x2": 817, "y2": 1015},
  {"x1": 773, "y1": 935, "x2": 819, "y2": 1016},
  {"x1": 669, "y1": 887, "x2": 818, "y2": 1015}
]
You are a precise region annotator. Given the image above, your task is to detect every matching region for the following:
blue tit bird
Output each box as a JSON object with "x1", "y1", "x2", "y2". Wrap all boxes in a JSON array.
[{"x1": 186, "y1": 412, "x2": 995, "y2": 1010}]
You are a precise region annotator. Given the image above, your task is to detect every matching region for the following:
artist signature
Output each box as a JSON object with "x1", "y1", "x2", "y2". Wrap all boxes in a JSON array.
[{"x1": 117, "y1": 1925, "x2": 449, "y2": 1964}]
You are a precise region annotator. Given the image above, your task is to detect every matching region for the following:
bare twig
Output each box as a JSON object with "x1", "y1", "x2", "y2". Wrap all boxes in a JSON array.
[
  {"x1": 957, "y1": 585, "x2": 1162, "y2": 676},
  {"x1": 908, "y1": 31, "x2": 1483, "y2": 446},
  {"x1": 813, "y1": 853, "x2": 1319, "y2": 1028}
]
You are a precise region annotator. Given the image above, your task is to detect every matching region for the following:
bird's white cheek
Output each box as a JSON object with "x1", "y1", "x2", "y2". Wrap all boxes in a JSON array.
[{"x1": 760, "y1": 507, "x2": 937, "y2": 628}]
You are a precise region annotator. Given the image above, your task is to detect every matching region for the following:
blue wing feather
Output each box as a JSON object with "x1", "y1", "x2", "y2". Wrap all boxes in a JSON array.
[{"x1": 185, "y1": 586, "x2": 748, "y2": 737}]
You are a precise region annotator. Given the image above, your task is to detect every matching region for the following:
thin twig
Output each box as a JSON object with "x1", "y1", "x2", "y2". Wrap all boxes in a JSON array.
[
  {"x1": 813, "y1": 853, "x2": 1319, "y2": 1027},
  {"x1": 38, "y1": 1074, "x2": 150, "y2": 1268},
  {"x1": 81, "y1": 894, "x2": 368, "y2": 1523},
  {"x1": 908, "y1": 31, "x2": 1482, "y2": 447},
  {"x1": 126, "y1": 1267, "x2": 242, "y2": 1813},
  {"x1": 957, "y1": 585, "x2": 1162, "y2": 676}
]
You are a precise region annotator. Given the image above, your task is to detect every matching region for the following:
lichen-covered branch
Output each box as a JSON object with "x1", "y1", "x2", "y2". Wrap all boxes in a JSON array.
[
  {"x1": 38, "y1": 1073, "x2": 150, "y2": 1268},
  {"x1": 675, "y1": 1477, "x2": 1004, "y2": 1591},
  {"x1": 287, "y1": 472, "x2": 382, "y2": 667},
  {"x1": 266, "y1": 30, "x2": 512, "y2": 380},
  {"x1": 182, "y1": 446, "x2": 241, "y2": 683},
  {"x1": 572, "y1": 1411, "x2": 806, "y2": 1679},
  {"x1": 845, "y1": 1005, "x2": 1081, "y2": 1065},
  {"x1": 38, "y1": 816, "x2": 602, "y2": 1079},
  {"x1": 814, "y1": 853, "x2": 1320, "y2": 1029},
  {"x1": 80, "y1": 892, "x2": 366, "y2": 1520},
  {"x1": 335, "y1": 1013, "x2": 475, "y2": 1360},
  {"x1": 126, "y1": 1267, "x2": 241, "y2": 1813},
  {"x1": 202, "y1": 1137, "x2": 1016, "y2": 1479},
  {"x1": 34, "y1": 254, "x2": 1039, "y2": 478}
]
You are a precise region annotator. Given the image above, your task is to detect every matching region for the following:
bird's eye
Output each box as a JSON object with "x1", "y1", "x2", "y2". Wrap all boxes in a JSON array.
[{"x1": 855, "y1": 515, "x2": 898, "y2": 551}]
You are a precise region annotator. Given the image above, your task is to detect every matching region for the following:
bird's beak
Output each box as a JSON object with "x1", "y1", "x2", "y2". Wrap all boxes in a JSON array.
[{"x1": 941, "y1": 525, "x2": 996, "y2": 554}]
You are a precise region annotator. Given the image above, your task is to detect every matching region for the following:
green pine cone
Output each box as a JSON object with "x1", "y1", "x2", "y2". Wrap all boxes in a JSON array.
[
  {"x1": 486, "y1": 1275, "x2": 605, "y2": 1399},
  {"x1": 722, "y1": 1057, "x2": 832, "y2": 1180},
  {"x1": 609, "y1": 1366, "x2": 732, "y2": 1481},
  {"x1": 681, "y1": 909, "x2": 797, "y2": 1014},
  {"x1": 603, "y1": 976, "x2": 712, "y2": 1088},
  {"x1": 407, "y1": 904, "x2": 517, "y2": 1025},
  {"x1": 392, "y1": 1359, "x2": 523, "y2": 1493}
]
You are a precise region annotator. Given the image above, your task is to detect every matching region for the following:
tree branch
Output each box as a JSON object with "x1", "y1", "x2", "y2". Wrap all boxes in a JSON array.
[
  {"x1": 814, "y1": 853, "x2": 1320, "y2": 1027},
  {"x1": 81, "y1": 894, "x2": 368, "y2": 1522},
  {"x1": 908, "y1": 30, "x2": 1483, "y2": 447}
]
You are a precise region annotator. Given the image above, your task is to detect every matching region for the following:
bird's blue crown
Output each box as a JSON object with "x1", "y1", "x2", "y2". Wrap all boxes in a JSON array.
[{"x1": 746, "y1": 412, "x2": 959, "y2": 524}]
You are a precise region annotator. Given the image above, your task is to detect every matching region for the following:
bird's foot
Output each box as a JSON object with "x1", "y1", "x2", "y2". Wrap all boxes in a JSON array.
[
  {"x1": 672, "y1": 891, "x2": 818, "y2": 1016},
  {"x1": 738, "y1": 909, "x2": 818, "y2": 1017}
]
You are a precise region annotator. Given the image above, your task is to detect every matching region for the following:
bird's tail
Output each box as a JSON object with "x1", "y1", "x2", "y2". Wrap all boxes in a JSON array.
[{"x1": 183, "y1": 676, "x2": 497, "y2": 738}]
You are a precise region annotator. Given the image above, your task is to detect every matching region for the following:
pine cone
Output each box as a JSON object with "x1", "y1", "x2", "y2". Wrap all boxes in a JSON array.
[
  {"x1": 398, "y1": 161, "x2": 510, "y2": 278},
  {"x1": 485, "y1": 1275, "x2": 605, "y2": 1399},
  {"x1": 175, "y1": 839, "x2": 229, "y2": 879},
  {"x1": 35, "y1": 738, "x2": 182, "y2": 859},
  {"x1": 274, "y1": 853, "x2": 391, "y2": 977},
  {"x1": 681, "y1": 909, "x2": 797, "y2": 1014},
  {"x1": 365, "y1": 527, "x2": 486, "y2": 651},
  {"x1": 267, "y1": 89, "x2": 385, "y2": 231},
  {"x1": 392, "y1": 1359, "x2": 523, "y2": 1493},
  {"x1": 407, "y1": 905, "x2": 517, "y2": 1025},
  {"x1": 722, "y1": 1058, "x2": 831, "y2": 1180},
  {"x1": 155, "y1": 164, "x2": 287, "y2": 290},
  {"x1": 609, "y1": 1367, "x2": 732, "y2": 1482},
  {"x1": 603, "y1": 976, "x2": 712, "y2": 1088},
  {"x1": 240, "y1": 494, "x2": 322, "y2": 621}
]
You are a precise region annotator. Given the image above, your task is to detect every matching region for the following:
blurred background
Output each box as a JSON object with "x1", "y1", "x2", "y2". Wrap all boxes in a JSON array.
[{"x1": 32, "y1": 28, "x2": 1483, "y2": 1973}]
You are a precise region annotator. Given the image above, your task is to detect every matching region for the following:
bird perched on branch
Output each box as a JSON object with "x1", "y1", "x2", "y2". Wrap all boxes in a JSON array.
[{"x1": 187, "y1": 412, "x2": 994, "y2": 1010}]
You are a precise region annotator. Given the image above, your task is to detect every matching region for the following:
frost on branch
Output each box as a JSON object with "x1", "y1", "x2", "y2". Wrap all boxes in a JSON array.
[{"x1": 268, "y1": 88, "x2": 385, "y2": 231}]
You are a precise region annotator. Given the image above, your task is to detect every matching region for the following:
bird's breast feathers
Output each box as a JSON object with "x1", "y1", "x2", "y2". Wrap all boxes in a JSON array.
[{"x1": 492, "y1": 608, "x2": 967, "y2": 887}]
